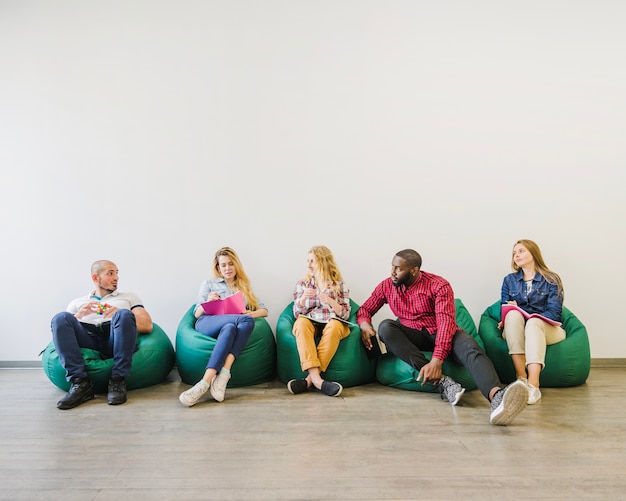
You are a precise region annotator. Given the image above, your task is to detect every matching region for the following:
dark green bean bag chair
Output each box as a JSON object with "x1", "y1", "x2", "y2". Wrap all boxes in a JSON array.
[
  {"x1": 276, "y1": 299, "x2": 376, "y2": 388},
  {"x1": 42, "y1": 323, "x2": 175, "y2": 394},
  {"x1": 376, "y1": 298, "x2": 484, "y2": 392},
  {"x1": 176, "y1": 306, "x2": 276, "y2": 387},
  {"x1": 478, "y1": 301, "x2": 590, "y2": 387}
]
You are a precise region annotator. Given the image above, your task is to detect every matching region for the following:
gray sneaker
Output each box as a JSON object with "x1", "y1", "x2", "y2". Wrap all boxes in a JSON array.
[
  {"x1": 210, "y1": 371, "x2": 231, "y2": 403},
  {"x1": 490, "y1": 379, "x2": 528, "y2": 425},
  {"x1": 439, "y1": 375, "x2": 465, "y2": 406}
]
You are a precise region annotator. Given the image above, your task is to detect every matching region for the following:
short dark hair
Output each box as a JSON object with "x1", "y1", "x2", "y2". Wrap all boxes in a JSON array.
[{"x1": 395, "y1": 249, "x2": 422, "y2": 269}]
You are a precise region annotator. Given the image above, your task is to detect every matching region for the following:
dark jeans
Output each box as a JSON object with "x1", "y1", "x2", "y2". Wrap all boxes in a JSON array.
[
  {"x1": 378, "y1": 319, "x2": 502, "y2": 399},
  {"x1": 51, "y1": 310, "x2": 138, "y2": 382},
  {"x1": 195, "y1": 314, "x2": 255, "y2": 371}
]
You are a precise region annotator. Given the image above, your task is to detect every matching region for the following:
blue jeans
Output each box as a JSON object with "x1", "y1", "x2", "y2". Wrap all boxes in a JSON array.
[
  {"x1": 378, "y1": 319, "x2": 503, "y2": 400},
  {"x1": 51, "y1": 310, "x2": 138, "y2": 382},
  {"x1": 194, "y1": 314, "x2": 254, "y2": 371}
]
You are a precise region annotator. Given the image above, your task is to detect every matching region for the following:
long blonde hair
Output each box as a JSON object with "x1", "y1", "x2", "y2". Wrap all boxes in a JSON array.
[
  {"x1": 303, "y1": 245, "x2": 343, "y2": 295},
  {"x1": 511, "y1": 239, "x2": 564, "y2": 301},
  {"x1": 213, "y1": 247, "x2": 260, "y2": 311}
]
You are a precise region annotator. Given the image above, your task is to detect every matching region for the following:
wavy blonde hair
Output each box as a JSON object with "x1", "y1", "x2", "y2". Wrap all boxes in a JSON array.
[
  {"x1": 303, "y1": 245, "x2": 344, "y2": 295},
  {"x1": 511, "y1": 239, "x2": 564, "y2": 301},
  {"x1": 213, "y1": 247, "x2": 260, "y2": 311}
]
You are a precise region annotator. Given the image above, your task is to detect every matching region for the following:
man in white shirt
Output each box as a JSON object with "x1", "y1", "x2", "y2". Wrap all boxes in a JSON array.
[{"x1": 51, "y1": 260, "x2": 153, "y2": 409}]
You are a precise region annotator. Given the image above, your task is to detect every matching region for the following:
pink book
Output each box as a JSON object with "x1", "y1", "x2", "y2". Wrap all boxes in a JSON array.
[
  {"x1": 501, "y1": 303, "x2": 562, "y2": 327},
  {"x1": 201, "y1": 291, "x2": 246, "y2": 315}
]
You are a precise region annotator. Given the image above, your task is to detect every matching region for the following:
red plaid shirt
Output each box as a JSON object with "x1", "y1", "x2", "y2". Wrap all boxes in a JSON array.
[{"x1": 356, "y1": 271, "x2": 458, "y2": 361}]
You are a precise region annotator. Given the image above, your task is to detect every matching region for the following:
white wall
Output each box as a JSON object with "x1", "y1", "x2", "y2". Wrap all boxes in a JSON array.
[{"x1": 1, "y1": 1, "x2": 624, "y2": 362}]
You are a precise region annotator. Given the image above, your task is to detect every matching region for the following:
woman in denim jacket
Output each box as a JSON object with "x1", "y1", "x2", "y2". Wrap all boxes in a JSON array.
[{"x1": 499, "y1": 239, "x2": 566, "y2": 405}]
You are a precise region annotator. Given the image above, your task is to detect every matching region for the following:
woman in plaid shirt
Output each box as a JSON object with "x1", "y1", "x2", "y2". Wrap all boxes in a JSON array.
[{"x1": 287, "y1": 245, "x2": 351, "y2": 397}]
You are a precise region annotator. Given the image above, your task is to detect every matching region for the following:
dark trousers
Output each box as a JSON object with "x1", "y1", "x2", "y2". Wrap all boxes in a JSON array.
[
  {"x1": 51, "y1": 310, "x2": 138, "y2": 382},
  {"x1": 377, "y1": 319, "x2": 502, "y2": 399}
]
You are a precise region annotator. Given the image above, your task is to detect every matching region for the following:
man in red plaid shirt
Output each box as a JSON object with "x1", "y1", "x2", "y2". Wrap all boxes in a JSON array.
[{"x1": 357, "y1": 249, "x2": 528, "y2": 426}]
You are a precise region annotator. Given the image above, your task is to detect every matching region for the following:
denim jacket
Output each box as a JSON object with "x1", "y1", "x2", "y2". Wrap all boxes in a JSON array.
[{"x1": 500, "y1": 270, "x2": 562, "y2": 322}]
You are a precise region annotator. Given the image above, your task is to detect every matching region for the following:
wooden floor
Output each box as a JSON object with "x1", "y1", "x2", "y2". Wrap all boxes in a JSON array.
[{"x1": 1, "y1": 367, "x2": 625, "y2": 501}]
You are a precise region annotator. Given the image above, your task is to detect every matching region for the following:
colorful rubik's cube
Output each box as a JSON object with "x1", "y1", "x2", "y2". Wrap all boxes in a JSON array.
[{"x1": 96, "y1": 303, "x2": 109, "y2": 315}]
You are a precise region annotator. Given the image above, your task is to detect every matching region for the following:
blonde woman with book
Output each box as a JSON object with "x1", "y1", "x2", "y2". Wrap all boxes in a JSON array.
[
  {"x1": 499, "y1": 239, "x2": 566, "y2": 404},
  {"x1": 179, "y1": 247, "x2": 268, "y2": 407},
  {"x1": 287, "y1": 245, "x2": 351, "y2": 397}
]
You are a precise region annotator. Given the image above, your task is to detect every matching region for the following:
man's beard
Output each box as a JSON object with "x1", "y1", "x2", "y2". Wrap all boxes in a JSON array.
[{"x1": 392, "y1": 276, "x2": 410, "y2": 288}]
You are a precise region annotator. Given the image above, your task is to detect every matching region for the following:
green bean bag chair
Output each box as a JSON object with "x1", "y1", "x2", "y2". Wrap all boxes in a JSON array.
[
  {"x1": 276, "y1": 299, "x2": 376, "y2": 388},
  {"x1": 176, "y1": 306, "x2": 276, "y2": 387},
  {"x1": 376, "y1": 298, "x2": 484, "y2": 392},
  {"x1": 478, "y1": 301, "x2": 591, "y2": 387},
  {"x1": 42, "y1": 323, "x2": 175, "y2": 394}
]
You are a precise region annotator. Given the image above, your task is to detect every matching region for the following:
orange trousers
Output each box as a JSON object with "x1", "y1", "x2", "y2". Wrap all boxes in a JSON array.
[{"x1": 292, "y1": 316, "x2": 350, "y2": 372}]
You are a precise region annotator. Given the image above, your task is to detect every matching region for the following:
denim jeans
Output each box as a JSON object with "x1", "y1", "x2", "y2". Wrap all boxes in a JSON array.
[
  {"x1": 194, "y1": 314, "x2": 254, "y2": 371},
  {"x1": 378, "y1": 319, "x2": 503, "y2": 399},
  {"x1": 51, "y1": 309, "x2": 138, "y2": 382}
]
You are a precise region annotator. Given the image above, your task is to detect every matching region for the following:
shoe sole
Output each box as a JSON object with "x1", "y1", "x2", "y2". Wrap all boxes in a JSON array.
[
  {"x1": 490, "y1": 380, "x2": 528, "y2": 425},
  {"x1": 107, "y1": 395, "x2": 127, "y2": 405}
]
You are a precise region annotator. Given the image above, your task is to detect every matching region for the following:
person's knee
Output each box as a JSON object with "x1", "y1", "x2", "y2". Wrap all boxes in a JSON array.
[
  {"x1": 525, "y1": 318, "x2": 545, "y2": 335},
  {"x1": 114, "y1": 309, "x2": 134, "y2": 322},
  {"x1": 454, "y1": 331, "x2": 483, "y2": 355},
  {"x1": 51, "y1": 311, "x2": 76, "y2": 330},
  {"x1": 239, "y1": 315, "x2": 255, "y2": 331},
  {"x1": 112, "y1": 309, "x2": 136, "y2": 329},
  {"x1": 377, "y1": 319, "x2": 398, "y2": 342}
]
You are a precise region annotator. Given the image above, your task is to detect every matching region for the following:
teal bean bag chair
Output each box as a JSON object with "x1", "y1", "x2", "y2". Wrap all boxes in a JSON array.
[
  {"x1": 275, "y1": 299, "x2": 376, "y2": 388},
  {"x1": 42, "y1": 323, "x2": 175, "y2": 394},
  {"x1": 478, "y1": 300, "x2": 591, "y2": 387},
  {"x1": 176, "y1": 306, "x2": 276, "y2": 387},
  {"x1": 376, "y1": 298, "x2": 484, "y2": 392}
]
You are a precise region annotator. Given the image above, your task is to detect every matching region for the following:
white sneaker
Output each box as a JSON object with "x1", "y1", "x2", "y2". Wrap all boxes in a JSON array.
[
  {"x1": 179, "y1": 380, "x2": 210, "y2": 407},
  {"x1": 210, "y1": 371, "x2": 231, "y2": 403},
  {"x1": 527, "y1": 383, "x2": 542, "y2": 404}
]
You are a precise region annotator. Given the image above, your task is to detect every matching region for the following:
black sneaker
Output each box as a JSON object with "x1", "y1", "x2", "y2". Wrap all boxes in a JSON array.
[
  {"x1": 57, "y1": 377, "x2": 94, "y2": 410},
  {"x1": 320, "y1": 381, "x2": 343, "y2": 397},
  {"x1": 107, "y1": 375, "x2": 127, "y2": 405},
  {"x1": 287, "y1": 378, "x2": 309, "y2": 395},
  {"x1": 439, "y1": 375, "x2": 466, "y2": 406}
]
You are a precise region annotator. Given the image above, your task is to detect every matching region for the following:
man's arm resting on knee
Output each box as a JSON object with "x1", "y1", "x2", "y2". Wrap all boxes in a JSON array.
[{"x1": 132, "y1": 306, "x2": 153, "y2": 334}]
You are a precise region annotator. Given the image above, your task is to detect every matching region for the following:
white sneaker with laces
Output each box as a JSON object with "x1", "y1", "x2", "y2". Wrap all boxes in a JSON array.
[
  {"x1": 179, "y1": 380, "x2": 210, "y2": 407},
  {"x1": 527, "y1": 383, "x2": 542, "y2": 404},
  {"x1": 210, "y1": 371, "x2": 231, "y2": 403}
]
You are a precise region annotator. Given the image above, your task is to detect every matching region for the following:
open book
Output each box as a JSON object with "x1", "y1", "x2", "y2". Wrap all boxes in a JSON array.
[
  {"x1": 201, "y1": 291, "x2": 246, "y2": 315},
  {"x1": 501, "y1": 303, "x2": 562, "y2": 327},
  {"x1": 299, "y1": 313, "x2": 357, "y2": 327}
]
